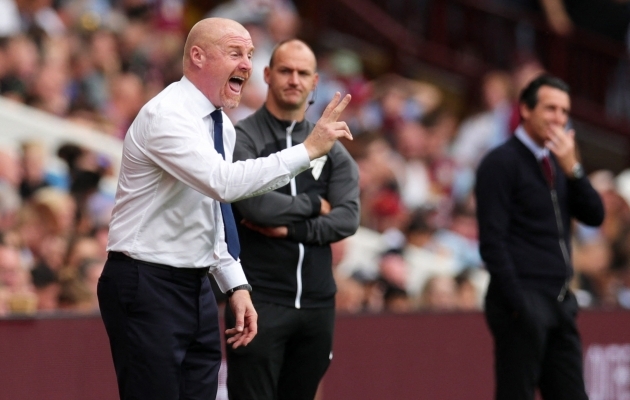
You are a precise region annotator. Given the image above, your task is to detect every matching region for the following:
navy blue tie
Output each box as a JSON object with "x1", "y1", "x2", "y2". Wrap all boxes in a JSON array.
[{"x1": 211, "y1": 109, "x2": 241, "y2": 260}]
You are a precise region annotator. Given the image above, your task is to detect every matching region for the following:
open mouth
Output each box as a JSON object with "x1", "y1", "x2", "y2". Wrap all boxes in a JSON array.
[{"x1": 228, "y1": 76, "x2": 245, "y2": 94}]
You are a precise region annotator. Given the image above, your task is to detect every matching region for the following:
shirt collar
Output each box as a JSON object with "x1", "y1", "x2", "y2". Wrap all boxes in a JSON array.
[
  {"x1": 515, "y1": 125, "x2": 549, "y2": 160},
  {"x1": 180, "y1": 76, "x2": 219, "y2": 118}
]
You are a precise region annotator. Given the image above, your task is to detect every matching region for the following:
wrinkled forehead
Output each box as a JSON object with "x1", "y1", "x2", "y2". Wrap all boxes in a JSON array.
[
  {"x1": 273, "y1": 45, "x2": 316, "y2": 70},
  {"x1": 213, "y1": 31, "x2": 255, "y2": 53}
]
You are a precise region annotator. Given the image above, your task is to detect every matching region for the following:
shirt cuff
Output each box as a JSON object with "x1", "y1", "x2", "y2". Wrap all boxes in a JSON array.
[
  {"x1": 281, "y1": 144, "x2": 311, "y2": 176},
  {"x1": 210, "y1": 260, "x2": 249, "y2": 293},
  {"x1": 307, "y1": 193, "x2": 321, "y2": 218}
]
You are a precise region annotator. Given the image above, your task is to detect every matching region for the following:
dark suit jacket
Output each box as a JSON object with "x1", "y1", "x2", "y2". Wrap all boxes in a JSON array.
[{"x1": 475, "y1": 136, "x2": 604, "y2": 311}]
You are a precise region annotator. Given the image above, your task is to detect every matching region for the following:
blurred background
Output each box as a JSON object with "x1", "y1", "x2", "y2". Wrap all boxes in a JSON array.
[{"x1": 1, "y1": 0, "x2": 630, "y2": 399}]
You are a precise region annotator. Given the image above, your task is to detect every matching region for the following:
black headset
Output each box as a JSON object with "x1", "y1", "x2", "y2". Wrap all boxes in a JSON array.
[{"x1": 308, "y1": 85, "x2": 318, "y2": 106}]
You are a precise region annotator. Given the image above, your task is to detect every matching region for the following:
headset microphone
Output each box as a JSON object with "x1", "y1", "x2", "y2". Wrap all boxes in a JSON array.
[{"x1": 308, "y1": 86, "x2": 318, "y2": 106}]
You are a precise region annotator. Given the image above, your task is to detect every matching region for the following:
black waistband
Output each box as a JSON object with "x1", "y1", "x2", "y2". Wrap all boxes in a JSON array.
[{"x1": 107, "y1": 251, "x2": 210, "y2": 276}]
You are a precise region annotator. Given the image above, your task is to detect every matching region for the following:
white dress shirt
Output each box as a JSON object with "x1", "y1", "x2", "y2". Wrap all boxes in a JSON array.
[
  {"x1": 107, "y1": 77, "x2": 311, "y2": 292},
  {"x1": 515, "y1": 125, "x2": 549, "y2": 161}
]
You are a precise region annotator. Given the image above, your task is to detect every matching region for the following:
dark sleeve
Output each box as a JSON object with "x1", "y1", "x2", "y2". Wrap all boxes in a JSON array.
[
  {"x1": 475, "y1": 150, "x2": 526, "y2": 312},
  {"x1": 232, "y1": 122, "x2": 321, "y2": 225},
  {"x1": 567, "y1": 176, "x2": 605, "y2": 227},
  {"x1": 288, "y1": 143, "x2": 360, "y2": 245}
]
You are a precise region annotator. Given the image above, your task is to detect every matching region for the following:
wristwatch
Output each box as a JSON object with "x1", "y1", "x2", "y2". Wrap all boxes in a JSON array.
[
  {"x1": 571, "y1": 163, "x2": 585, "y2": 180},
  {"x1": 226, "y1": 284, "x2": 252, "y2": 297}
]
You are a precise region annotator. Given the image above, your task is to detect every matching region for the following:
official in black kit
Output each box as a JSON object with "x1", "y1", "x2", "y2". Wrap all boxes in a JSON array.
[{"x1": 225, "y1": 39, "x2": 360, "y2": 400}]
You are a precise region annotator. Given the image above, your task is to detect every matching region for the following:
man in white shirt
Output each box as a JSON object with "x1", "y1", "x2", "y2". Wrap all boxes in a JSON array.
[{"x1": 98, "y1": 17, "x2": 352, "y2": 400}]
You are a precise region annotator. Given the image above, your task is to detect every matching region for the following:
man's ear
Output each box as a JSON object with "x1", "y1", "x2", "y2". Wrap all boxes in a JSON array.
[
  {"x1": 519, "y1": 102, "x2": 530, "y2": 122},
  {"x1": 190, "y1": 45, "x2": 205, "y2": 69},
  {"x1": 263, "y1": 66, "x2": 270, "y2": 85}
]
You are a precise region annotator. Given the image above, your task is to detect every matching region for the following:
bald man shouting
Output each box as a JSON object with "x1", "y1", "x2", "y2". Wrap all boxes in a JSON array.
[{"x1": 98, "y1": 18, "x2": 352, "y2": 400}]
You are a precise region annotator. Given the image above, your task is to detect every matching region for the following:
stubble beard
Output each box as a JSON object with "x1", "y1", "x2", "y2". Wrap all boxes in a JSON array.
[
  {"x1": 221, "y1": 91, "x2": 242, "y2": 109},
  {"x1": 278, "y1": 93, "x2": 305, "y2": 111}
]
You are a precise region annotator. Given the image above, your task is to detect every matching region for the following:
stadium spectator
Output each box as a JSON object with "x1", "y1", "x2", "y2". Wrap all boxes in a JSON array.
[
  {"x1": 19, "y1": 141, "x2": 51, "y2": 199},
  {"x1": 456, "y1": 269, "x2": 483, "y2": 311},
  {"x1": 419, "y1": 274, "x2": 459, "y2": 312},
  {"x1": 572, "y1": 232, "x2": 615, "y2": 308},
  {"x1": 0, "y1": 146, "x2": 22, "y2": 190},
  {"x1": 430, "y1": 203, "x2": 484, "y2": 273},
  {"x1": 392, "y1": 119, "x2": 432, "y2": 210},
  {"x1": 403, "y1": 209, "x2": 457, "y2": 299},
  {"x1": 65, "y1": 235, "x2": 102, "y2": 272},
  {"x1": 78, "y1": 257, "x2": 104, "y2": 311},
  {"x1": 539, "y1": 0, "x2": 630, "y2": 42},
  {"x1": 0, "y1": 181, "x2": 20, "y2": 237},
  {"x1": 335, "y1": 275, "x2": 366, "y2": 313},
  {"x1": 383, "y1": 284, "x2": 413, "y2": 313},
  {"x1": 0, "y1": 244, "x2": 37, "y2": 315},
  {"x1": 30, "y1": 261, "x2": 60, "y2": 311},
  {"x1": 0, "y1": 35, "x2": 39, "y2": 103},
  {"x1": 31, "y1": 187, "x2": 76, "y2": 238},
  {"x1": 451, "y1": 70, "x2": 514, "y2": 173}
]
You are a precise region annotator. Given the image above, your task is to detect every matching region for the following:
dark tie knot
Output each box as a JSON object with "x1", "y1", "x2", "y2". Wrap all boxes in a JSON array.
[{"x1": 211, "y1": 109, "x2": 222, "y2": 124}]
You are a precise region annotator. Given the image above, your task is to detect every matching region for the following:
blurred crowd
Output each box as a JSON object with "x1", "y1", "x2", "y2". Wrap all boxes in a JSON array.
[
  {"x1": 0, "y1": 140, "x2": 111, "y2": 315},
  {"x1": 1, "y1": 0, "x2": 630, "y2": 317}
]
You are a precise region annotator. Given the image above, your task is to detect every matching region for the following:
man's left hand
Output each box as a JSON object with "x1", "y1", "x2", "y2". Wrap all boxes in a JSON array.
[
  {"x1": 241, "y1": 220, "x2": 288, "y2": 238},
  {"x1": 225, "y1": 290, "x2": 258, "y2": 349}
]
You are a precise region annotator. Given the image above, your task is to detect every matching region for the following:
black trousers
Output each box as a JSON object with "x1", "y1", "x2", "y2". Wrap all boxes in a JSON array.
[
  {"x1": 225, "y1": 301, "x2": 335, "y2": 400},
  {"x1": 97, "y1": 253, "x2": 221, "y2": 400},
  {"x1": 485, "y1": 286, "x2": 588, "y2": 400}
]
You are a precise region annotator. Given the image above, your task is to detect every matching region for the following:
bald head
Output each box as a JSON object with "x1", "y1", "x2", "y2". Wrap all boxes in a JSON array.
[
  {"x1": 264, "y1": 39, "x2": 318, "y2": 120},
  {"x1": 183, "y1": 18, "x2": 250, "y2": 70},
  {"x1": 183, "y1": 17, "x2": 254, "y2": 108},
  {"x1": 269, "y1": 39, "x2": 316, "y2": 70}
]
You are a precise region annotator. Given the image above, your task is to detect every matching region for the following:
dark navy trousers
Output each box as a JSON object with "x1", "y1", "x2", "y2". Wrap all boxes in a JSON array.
[
  {"x1": 98, "y1": 253, "x2": 221, "y2": 400},
  {"x1": 485, "y1": 285, "x2": 588, "y2": 400}
]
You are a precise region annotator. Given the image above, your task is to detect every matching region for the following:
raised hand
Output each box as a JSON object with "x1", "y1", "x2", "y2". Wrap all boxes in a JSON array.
[
  {"x1": 320, "y1": 198, "x2": 331, "y2": 215},
  {"x1": 303, "y1": 92, "x2": 352, "y2": 160},
  {"x1": 545, "y1": 126, "x2": 578, "y2": 175}
]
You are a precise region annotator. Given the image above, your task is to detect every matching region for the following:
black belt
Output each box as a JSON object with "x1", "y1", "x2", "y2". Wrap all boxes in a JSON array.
[{"x1": 108, "y1": 251, "x2": 210, "y2": 276}]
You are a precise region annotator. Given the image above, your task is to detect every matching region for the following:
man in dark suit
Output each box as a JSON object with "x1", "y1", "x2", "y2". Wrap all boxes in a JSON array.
[{"x1": 475, "y1": 74, "x2": 604, "y2": 400}]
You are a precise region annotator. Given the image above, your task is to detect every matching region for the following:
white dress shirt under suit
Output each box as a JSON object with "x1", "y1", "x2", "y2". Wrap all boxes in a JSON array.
[{"x1": 107, "y1": 76, "x2": 311, "y2": 292}]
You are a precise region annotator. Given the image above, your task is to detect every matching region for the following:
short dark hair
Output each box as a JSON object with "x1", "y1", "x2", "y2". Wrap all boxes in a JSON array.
[{"x1": 519, "y1": 74, "x2": 570, "y2": 110}]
